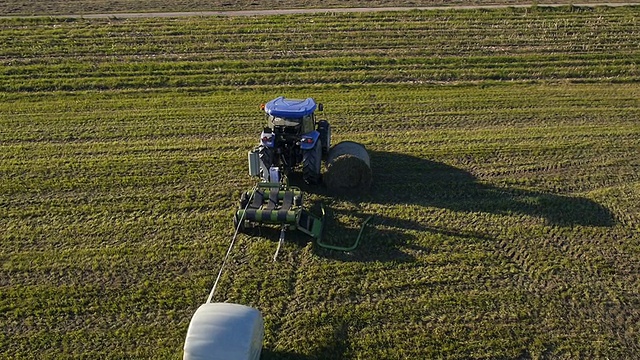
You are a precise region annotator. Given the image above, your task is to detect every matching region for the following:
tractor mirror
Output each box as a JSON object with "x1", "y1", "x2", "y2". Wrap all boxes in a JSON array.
[{"x1": 318, "y1": 103, "x2": 324, "y2": 112}]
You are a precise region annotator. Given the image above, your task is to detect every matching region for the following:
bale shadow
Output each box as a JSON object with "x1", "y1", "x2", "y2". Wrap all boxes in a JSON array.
[
  {"x1": 261, "y1": 349, "x2": 313, "y2": 360},
  {"x1": 261, "y1": 321, "x2": 350, "y2": 360}
]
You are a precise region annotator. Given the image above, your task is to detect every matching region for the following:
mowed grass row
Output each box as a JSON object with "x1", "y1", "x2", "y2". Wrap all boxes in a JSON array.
[
  {"x1": 1, "y1": 7, "x2": 640, "y2": 360},
  {"x1": 1, "y1": 6, "x2": 640, "y2": 92}
]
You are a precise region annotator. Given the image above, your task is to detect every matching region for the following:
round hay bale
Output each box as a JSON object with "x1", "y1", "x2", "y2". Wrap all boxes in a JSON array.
[{"x1": 324, "y1": 141, "x2": 372, "y2": 195}]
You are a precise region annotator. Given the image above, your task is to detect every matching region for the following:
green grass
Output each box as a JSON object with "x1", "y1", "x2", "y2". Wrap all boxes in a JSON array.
[
  {"x1": 1, "y1": 6, "x2": 640, "y2": 359},
  {"x1": 2, "y1": 7, "x2": 640, "y2": 92}
]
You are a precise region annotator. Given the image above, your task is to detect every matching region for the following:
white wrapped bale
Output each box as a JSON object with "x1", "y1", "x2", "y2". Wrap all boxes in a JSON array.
[
  {"x1": 324, "y1": 141, "x2": 372, "y2": 195},
  {"x1": 184, "y1": 303, "x2": 264, "y2": 360}
]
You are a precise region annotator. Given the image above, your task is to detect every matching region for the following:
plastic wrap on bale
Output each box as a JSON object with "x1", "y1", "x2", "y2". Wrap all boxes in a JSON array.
[{"x1": 183, "y1": 303, "x2": 263, "y2": 360}]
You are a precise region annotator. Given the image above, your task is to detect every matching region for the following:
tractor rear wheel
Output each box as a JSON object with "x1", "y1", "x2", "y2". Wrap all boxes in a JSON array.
[
  {"x1": 302, "y1": 140, "x2": 322, "y2": 184},
  {"x1": 317, "y1": 120, "x2": 331, "y2": 158}
]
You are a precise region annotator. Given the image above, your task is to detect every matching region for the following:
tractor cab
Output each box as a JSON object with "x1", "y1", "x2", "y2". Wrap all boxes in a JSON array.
[
  {"x1": 251, "y1": 96, "x2": 330, "y2": 185},
  {"x1": 262, "y1": 97, "x2": 321, "y2": 136}
]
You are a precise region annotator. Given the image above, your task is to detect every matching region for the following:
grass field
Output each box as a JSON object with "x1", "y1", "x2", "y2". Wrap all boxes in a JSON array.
[{"x1": 1, "y1": 5, "x2": 640, "y2": 359}]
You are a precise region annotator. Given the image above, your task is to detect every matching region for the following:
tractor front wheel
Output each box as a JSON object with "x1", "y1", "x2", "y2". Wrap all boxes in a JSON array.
[{"x1": 302, "y1": 140, "x2": 322, "y2": 184}]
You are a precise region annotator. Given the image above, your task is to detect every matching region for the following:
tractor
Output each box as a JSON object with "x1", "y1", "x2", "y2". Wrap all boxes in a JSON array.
[
  {"x1": 238, "y1": 97, "x2": 368, "y2": 255},
  {"x1": 249, "y1": 97, "x2": 331, "y2": 185}
]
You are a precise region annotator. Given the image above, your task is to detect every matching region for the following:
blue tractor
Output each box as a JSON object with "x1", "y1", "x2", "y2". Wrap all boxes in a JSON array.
[
  {"x1": 237, "y1": 98, "x2": 368, "y2": 251},
  {"x1": 250, "y1": 97, "x2": 331, "y2": 184}
]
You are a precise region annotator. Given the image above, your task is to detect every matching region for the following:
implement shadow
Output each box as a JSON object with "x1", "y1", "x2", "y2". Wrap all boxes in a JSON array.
[
  {"x1": 311, "y1": 206, "x2": 418, "y2": 263},
  {"x1": 285, "y1": 173, "x2": 422, "y2": 263}
]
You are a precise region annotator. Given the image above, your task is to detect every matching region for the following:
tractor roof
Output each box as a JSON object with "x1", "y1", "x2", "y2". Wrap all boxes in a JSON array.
[{"x1": 264, "y1": 97, "x2": 316, "y2": 118}]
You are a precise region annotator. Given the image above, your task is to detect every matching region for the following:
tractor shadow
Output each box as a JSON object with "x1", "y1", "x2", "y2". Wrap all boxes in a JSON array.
[
  {"x1": 360, "y1": 151, "x2": 615, "y2": 228},
  {"x1": 278, "y1": 151, "x2": 613, "y2": 262}
]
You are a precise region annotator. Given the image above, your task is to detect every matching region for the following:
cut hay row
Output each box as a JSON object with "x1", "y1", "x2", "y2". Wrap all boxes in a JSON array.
[{"x1": 1, "y1": 7, "x2": 639, "y2": 92}]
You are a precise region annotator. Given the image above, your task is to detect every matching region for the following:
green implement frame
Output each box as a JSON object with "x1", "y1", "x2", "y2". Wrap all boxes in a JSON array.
[
  {"x1": 234, "y1": 182, "x2": 324, "y2": 239},
  {"x1": 315, "y1": 206, "x2": 373, "y2": 252},
  {"x1": 234, "y1": 182, "x2": 371, "y2": 258}
]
